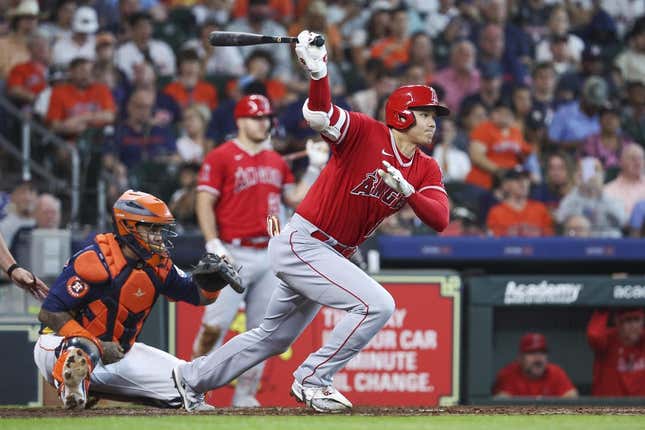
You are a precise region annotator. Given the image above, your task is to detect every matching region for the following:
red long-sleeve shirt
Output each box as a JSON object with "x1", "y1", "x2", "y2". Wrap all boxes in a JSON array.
[{"x1": 587, "y1": 310, "x2": 645, "y2": 396}]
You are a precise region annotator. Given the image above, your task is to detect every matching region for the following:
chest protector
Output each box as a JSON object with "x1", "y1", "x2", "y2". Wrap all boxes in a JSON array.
[{"x1": 79, "y1": 233, "x2": 171, "y2": 352}]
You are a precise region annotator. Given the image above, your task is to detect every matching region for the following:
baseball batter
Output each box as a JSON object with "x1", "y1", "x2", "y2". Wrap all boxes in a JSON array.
[
  {"x1": 174, "y1": 30, "x2": 450, "y2": 412},
  {"x1": 191, "y1": 94, "x2": 327, "y2": 407},
  {"x1": 33, "y1": 190, "x2": 233, "y2": 411}
]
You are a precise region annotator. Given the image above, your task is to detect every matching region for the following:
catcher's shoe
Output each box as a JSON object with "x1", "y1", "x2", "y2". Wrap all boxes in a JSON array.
[
  {"x1": 290, "y1": 379, "x2": 352, "y2": 413},
  {"x1": 53, "y1": 347, "x2": 92, "y2": 410},
  {"x1": 172, "y1": 365, "x2": 215, "y2": 412}
]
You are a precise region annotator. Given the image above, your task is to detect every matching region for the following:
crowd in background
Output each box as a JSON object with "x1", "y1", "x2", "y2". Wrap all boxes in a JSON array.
[{"x1": 0, "y1": 0, "x2": 644, "y2": 241}]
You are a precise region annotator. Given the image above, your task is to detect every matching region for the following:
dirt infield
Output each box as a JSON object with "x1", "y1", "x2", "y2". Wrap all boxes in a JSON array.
[{"x1": 3, "y1": 405, "x2": 645, "y2": 418}]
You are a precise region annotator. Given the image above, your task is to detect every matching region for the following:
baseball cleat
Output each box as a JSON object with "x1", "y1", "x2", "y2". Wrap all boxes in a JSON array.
[
  {"x1": 172, "y1": 365, "x2": 215, "y2": 412},
  {"x1": 232, "y1": 394, "x2": 261, "y2": 408},
  {"x1": 59, "y1": 347, "x2": 91, "y2": 410},
  {"x1": 290, "y1": 379, "x2": 352, "y2": 413}
]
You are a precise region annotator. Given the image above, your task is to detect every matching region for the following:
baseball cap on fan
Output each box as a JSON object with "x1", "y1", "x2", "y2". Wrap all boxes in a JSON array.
[
  {"x1": 519, "y1": 333, "x2": 548, "y2": 353},
  {"x1": 72, "y1": 6, "x2": 99, "y2": 34}
]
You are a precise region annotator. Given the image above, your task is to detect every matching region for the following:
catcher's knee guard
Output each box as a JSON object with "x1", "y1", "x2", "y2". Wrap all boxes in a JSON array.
[{"x1": 192, "y1": 324, "x2": 222, "y2": 359}]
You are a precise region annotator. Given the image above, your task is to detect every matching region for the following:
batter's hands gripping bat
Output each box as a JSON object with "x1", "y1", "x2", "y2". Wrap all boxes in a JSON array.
[{"x1": 209, "y1": 31, "x2": 325, "y2": 47}]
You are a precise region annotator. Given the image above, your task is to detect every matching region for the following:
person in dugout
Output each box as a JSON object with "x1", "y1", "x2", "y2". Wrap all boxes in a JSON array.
[
  {"x1": 587, "y1": 308, "x2": 645, "y2": 396},
  {"x1": 493, "y1": 332, "x2": 578, "y2": 397},
  {"x1": 33, "y1": 190, "x2": 227, "y2": 410}
]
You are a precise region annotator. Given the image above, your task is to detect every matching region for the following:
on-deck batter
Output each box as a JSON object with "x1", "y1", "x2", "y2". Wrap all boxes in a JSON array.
[{"x1": 174, "y1": 30, "x2": 451, "y2": 412}]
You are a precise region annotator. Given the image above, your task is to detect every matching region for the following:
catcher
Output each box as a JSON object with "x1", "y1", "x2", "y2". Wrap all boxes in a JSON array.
[{"x1": 34, "y1": 190, "x2": 242, "y2": 410}]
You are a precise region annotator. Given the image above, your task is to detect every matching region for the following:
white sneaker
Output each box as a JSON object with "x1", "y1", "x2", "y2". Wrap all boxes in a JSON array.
[
  {"x1": 59, "y1": 347, "x2": 90, "y2": 410},
  {"x1": 232, "y1": 394, "x2": 261, "y2": 408},
  {"x1": 172, "y1": 365, "x2": 215, "y2": 412},
  {"x1": 290, "y1": 379, "x2": 352, "y2": 413}
]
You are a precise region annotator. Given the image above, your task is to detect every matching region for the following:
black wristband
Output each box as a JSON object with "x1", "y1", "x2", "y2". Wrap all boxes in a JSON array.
[{"x1": 6, "y1": 263, "x2": 20, "y2": 279}]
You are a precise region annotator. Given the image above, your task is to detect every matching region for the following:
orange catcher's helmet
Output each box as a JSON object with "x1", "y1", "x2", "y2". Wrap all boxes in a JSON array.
[
  {"x1": 234, "y1": 94, "x2": 273, "y2": 120},
  {"x1": 112, "y1": 190, "x2": 176, "y2": 261},
  {"x1": 385, "y1": 85, "x2": 450, "y2": 130}
]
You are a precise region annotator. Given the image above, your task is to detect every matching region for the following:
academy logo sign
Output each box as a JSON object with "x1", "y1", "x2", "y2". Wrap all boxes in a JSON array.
[{"x1": 504, "y1": 280, "x2": 583, "y2": 304}]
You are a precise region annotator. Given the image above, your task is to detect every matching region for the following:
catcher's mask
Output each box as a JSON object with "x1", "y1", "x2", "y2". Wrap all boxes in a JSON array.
[{"x1": 112, "y1": 190, "x2": 177, "y2": 264}]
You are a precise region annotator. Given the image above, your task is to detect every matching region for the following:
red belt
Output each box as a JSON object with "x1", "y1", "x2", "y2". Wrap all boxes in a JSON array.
[{"x1": 310, "y1": 230, "x2": 356, "y2": 258}]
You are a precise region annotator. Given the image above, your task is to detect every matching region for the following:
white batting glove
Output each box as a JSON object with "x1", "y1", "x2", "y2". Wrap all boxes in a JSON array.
[
  {"x1": 295, "y1": 30, "x2": 327, "y2": 80},
  {"x1": 377, "y1": 160, "x2": 415, "y2": 197},
  {"x1": 205, "y1": 238, "x2": 234, "y2": 263},
  {"x1": 306, "y1": 139, "x2": 330, "y2": 169}
]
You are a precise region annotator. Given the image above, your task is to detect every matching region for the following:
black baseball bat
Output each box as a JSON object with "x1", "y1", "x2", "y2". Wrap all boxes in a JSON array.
[{"x1": 208, "y1": 31, "x2": 325, "y2": 47}]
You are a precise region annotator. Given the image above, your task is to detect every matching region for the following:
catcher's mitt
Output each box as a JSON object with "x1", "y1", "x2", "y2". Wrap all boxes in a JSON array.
[{"x1": 192, "y1": 253, "x2": 244, "y2": 294}]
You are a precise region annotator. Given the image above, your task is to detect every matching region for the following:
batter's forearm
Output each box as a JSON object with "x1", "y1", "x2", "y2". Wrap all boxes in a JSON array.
[
  {"x1": 308, "y1": 75, "x2": 331, "y2": 112},
  {"x1": 407, "y1": 190, "x2": 450, "y2": 232}
]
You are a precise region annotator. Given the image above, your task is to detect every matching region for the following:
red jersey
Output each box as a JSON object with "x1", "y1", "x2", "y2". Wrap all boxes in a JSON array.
[
  {"x1": 197, "y1": 140, "x2": 295, "y2": 242},
  {"x1": 493, "y1": 361, "x2": 576, "y2": 397},
  {"x1": 46, "y1": 82, "x2": 116, "y2": 123},
  {"x1": 6, "y1": 60, "x2": 47, "y2": 96},
  {"x1": 163, "y1": 80, "x2": 218, "y2": 110},
  {"x1": 587, "y1": 310, "x2": 645, "y2": 396},
  {"x1": 297, "y1": 109, "x2": 447, "y2": 247}
]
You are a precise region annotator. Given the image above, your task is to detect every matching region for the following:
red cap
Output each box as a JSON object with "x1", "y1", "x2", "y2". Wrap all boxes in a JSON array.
[
  {"x1": 519, "y1": 333, "x2": 548, "y2": 353},
  {"x1": 234, "y1": 94, "x2": 273, "y2": 120},
  {"x1": 615, "y1": 308, "x2": 645, "y2": 322}
]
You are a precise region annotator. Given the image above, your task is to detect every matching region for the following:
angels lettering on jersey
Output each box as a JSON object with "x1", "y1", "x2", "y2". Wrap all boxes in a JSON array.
[
  {"x1": 234, "y1": 165, "x2": 283, "y2": 193},
  {"x1": 350, "y1": 169, "x2": 406, "y2": 210}
]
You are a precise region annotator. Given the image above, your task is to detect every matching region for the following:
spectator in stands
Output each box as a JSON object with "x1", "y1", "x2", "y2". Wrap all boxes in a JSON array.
[
  {"x1": 530, "y1": 62, "x2": 557, "y2": 123},
  {"x1": 460, "y1": 61, "x2": 503, "y2": 114},
  {"x1": 119, "y1": 61, "x2": 181, "y2": 127},
  {"x1": 227, "y1": 0, "x2": 292, "y2": 80},
  {"x1": 514, "y1": 0, "x2": 551, "y2": 44},
  {"x1": 52, "y1": 6, "x2": 98, "y2": 68},
  {"x1": 33, "y1": 194, "x2": 62, "y2": 229},
  {"x1": 349, "y1": 59, "x2": 397, "y2": 118},
  {"x1": 46, "y1": 57, "x2": 116, "y2": 138},
  {"x1": 39, "y1": 0, "x2": 76, "y2": 44},
  {"x1": 177, "y1": 104, "x2": 213, "y2": 163},
  {"x1": 615, "y1": 17, "x2": 645, "y2": 85},
  {"x1": 440, "y1": 205, "x2": 484, "y2": 237},
  {"x1": 604, "y1": 144, "x2": 645, "y2": 217},
  {"x1": 530, "y1": 151, "x2": 574, "y2": 212},
  {"x1": 370, "y1": 5, "x2": 411, "y2": 71},
  {"x1": 6, "y1": 32, "x2": 50, "y2": 106},
  {"x1": 556, "y1": 157, "x2": 626, "y2": 237},
  {"x1": 182, "y1": 19, "x2": 245, "y2": 77},
  {"x1": 33, "y1": 65, "x2": 66, "y2": 119},
  {"x1": 621, "y1": 81, "x2": 645, "y2": 145},
  {"x1": 234, "y1": 49, "x2": 289, "y2": 106},
  {"x1": 0, "y1": 0, "x2": 39, "y2": 79},
  {"x1": 94, "y1": 32, "x2": 127, "y2": 99},
  {"x1": 407, "y1": 31, "x2": 435, "y2": 84},
  {"x1": 423, "y1": 0, "x2": 459, "y2": 39},
  {"x1": 432, "y1": 118, "x2": 471, "y2": 183},
  {"x1": 432, "y1": 40, "x2": 480, "y2": 113},
  {"x1": 231, "y1": 0, "x2": 293, "y2": 25},
  {"x1": 548, "y1": 76, "x2": 607, "y2": 149},
  {"x1": 466, "y1": 101, "x2": 532, "y2": 191},
  {"x1": 562, "y1": 214, "x2": 592, "y2": 238},
  {"x1": 477, "y1": 24, "x2": 506, "y2": 77},
  {"x1": 288, "y1": 1, "x2": 342, "y2": 63},
  {"x1": 163, "y1": 49, "x2": 218, "y2": 110},
  {"x1": 169, "y1": 162, "x2": 201, "y2": 229},
  {"x1": 107, "y1": 88, "x2": 177, "y2": 169},
  {"x1": 115, "y1": 11, "x2": 176, "y2": 81},
  {"x1": 543, "y1": 34, "x2": 578, "y2": 77},
  {"x1": 556, "y1": 44, "x2": 607, "y2": 105},
  {"x1": 510, "y1": 84, "x2": 533, "y2": 130},
  {"x1": 453, "y1": 101, "x2": 487, "y2": 152},
  {"x1": 0, "y1": 181, "x2": 37, "y2": 248},
  {"x1": 486, "y1": 167, "x2": 554, "y2": 237},
  {"x1": 535, "y1": 6, "x2": 585, "y2": 69},
  {"x1": 582, "y1": 104, "x2": 635, "y2": 171},
  {"x1": 493, "y1": 332, "x2": 578, "y2": 398},
  {"x1": 587, "y1": 308, "x2": 645, "y2": 396}
]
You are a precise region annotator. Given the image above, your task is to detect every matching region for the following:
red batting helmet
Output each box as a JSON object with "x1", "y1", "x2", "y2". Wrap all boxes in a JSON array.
[
  {"x1": 234, "y1": 94, "x2": 273, "y2": 120},
  {"x1": 385, "y1": 85, "x2": 450, "y2": 130}
]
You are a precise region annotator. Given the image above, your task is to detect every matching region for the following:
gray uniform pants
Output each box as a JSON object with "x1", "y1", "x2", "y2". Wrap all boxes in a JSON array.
[{"x1": 182, "y1": 214, "x2": 395, "y2": 392}]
